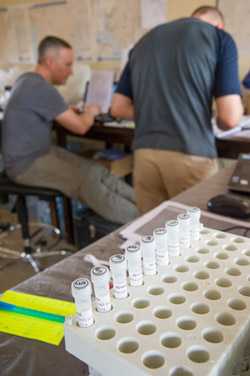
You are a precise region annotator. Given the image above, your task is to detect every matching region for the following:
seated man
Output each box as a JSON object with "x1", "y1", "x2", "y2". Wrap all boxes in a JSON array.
[{"x1": 2, "y1": 36, "x2": 139, "y2": 224}]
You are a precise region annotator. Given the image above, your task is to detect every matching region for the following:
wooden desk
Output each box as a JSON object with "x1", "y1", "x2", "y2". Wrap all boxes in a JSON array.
[
  {"x1": 55, "y1": 123, "x2": 134, "y2": 151},
  {"x1": 56, "y1": 124, "x2": 250, "y2": 159},
  {"x1": 0, "y1": 163, "x2": 246, "y2": 376}
]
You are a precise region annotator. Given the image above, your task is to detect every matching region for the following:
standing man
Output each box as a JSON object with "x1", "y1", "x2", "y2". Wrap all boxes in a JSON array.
[
  {"x1": 111, "y1": 6, "x2": 243, "y2": 214},
  {"x1": 2, "y1": 36, "x2": 139, "y2": 224}
]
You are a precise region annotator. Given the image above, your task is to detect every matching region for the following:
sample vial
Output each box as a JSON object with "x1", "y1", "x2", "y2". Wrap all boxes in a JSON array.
[
  {"x1": 166, "y1": 220, "x2": 180, "y2": 257},
  {"x1": 153, "y1": 227, "x2": 169, "y2": 266},
  {"x1": 141, "y1": 235, "x2": 156, "y2": 275},
  {"x1": 177, "y1": 212, "x2": 191, "y2": 251},
  {"x1": 188, "y1": 207, "x2": 201, "y2": 241},
  {"x1": 126, "y1": 243, "x2": 143, "y2": 286},
  {"x1": 109, "y1": 254, "x2": 128, "y2": 299},
  {"x1": 71, "y1": 277, "x2": 94, "y2": 328},
  {"x1": 91, "y1": 266, "x2": 111, "y2": 313}
]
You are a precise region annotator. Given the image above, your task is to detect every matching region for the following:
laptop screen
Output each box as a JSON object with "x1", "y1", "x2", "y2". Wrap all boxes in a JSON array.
[{"x1": 84, "y1": 70, "x2": 115, "y2": 113}]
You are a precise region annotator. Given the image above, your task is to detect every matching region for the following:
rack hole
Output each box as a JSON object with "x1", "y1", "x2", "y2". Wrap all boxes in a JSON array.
[
  {"x1": 234, "y1": 237, "x2": 245, "y2": 243},
  {"x1": 177, "y1": 317, "x2": 196, "y2": 330},
  {"x1": 187, "y1": 346, "x2": 209, "y2": 363},
  {"x1": 207, "y1": 240, "x2": 218, "y2": 246},
  {"x1": 186, "y1": 256, "x2": 200, "y2": 263},
  {"x1": 148, "y1": 286, "x2": 164, "y2": 295},
  {"x1": 162, "y1": 275, "x2": 177, "y2": 283},
  {"x1": 200, "y1": 229, "x2": 210, "y2": 235},
  {"x1": 239, "y1": 286, "x2": 250, "y2": 297},
  {"x1": 216, "y1": 312, "x2": 236, "y2": 326},
  {"x1": 169, "y1": 294, "x2": 186, "y2": 304},
  {"x1": 137, "y1": 321, "x2": 156, "y2": 335},
  {"x1": 154, "y1": 307, "x2": 172, "y2": 319},
  {"x1": 116, "y1": 312, "x2": 134, "y2": 324},
  {"x1": 161, "y1": 333, "x2": 181, "y2": 348},
  {"x1": 204, "y1": 289, "x2": 221, "y2": 300},
  {"x1": 235, "y1": 257, "x2": 250, "y2": 266},
  {"x1": 216, "y1": 233, "x2": 226, "y2": 239},
  {"x1": 216, "y1": 252, "x2": 229, "y2": 260},
  {"x1": 216, "y1": 278, "x2": 232, "y2": 288},
  {"x1": 175, "y1": 265, "x2": 189, "y2": 273},
  {"x1": 133, "y1": 299, "x2": 150, "y2": 309},
  {"x1": 225, "y1": 244, "x2": 237, "y2": 252},
  {"x1": 202, "y1": 328, "x2": 223, "y2": 343},
  {"x1": 142, "y1": 352, "x2": 165, "y2": 369},
  {"x1": 228, "y1": 298, "x2": 246, "y2": 311},
  {"x1": 170, "y1": 367, "x2": 194, "y2": 376},
  {"x1": 226, "y1": 267, "x2": 241, "y2": 277},
  {"x1": 243, "y1": 250, "x2": 250, "y2": 257},
  {"x1": 194, "y1": 271, "x2": 210, "y2": 280},
  {"x1": 118, "y1": 338, "x2": 139, "y2": 354},
  {"x1": 205, "y1": 261, "x2": 220, "y2": 269},
  {"x1": 96, "y1": 328, "x2": 116, "y2": 340},
  {"x1": 198, "y1": 248, "x2": 209, "y2": 254},
  {"x1": 192, "y1": 303, "x2": 209, "y2": 315},
  {"x1": 182, "y1": 282, "x2": 198, "y2": 292}
]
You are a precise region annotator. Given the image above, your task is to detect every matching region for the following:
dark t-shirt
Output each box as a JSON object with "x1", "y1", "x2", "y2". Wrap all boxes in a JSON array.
[
  {"x1": 2, "y1": 72, "x2": 68, "y2": 177},
  {"x1": 116, "y1": 18, "x2": 241, "y2": 158}
]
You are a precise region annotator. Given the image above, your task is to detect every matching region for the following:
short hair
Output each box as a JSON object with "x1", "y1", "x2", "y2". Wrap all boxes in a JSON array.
[
  {"x1": 191, "y1": 5, "x2": 224, "y2": 25},
  {"x1": 38, "y1": 35, "x2": 72, "y2": 63}
]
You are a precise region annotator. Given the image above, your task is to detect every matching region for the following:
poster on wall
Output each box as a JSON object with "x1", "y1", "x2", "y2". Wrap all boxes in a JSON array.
[{"x1": 140, "y1": 0, "x2": 166, "y2": 30}]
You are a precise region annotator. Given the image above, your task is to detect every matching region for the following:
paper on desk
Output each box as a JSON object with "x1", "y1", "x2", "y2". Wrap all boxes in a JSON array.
[
  {"x1": 103, "y1": 120, "x2": 135, "y2": 128},
  {"x1": 213, "y1": 115, "x2": 250, "y2": 139},
  {"x1": 0, "y1": 290, "x2": 75, "y2": 345}
]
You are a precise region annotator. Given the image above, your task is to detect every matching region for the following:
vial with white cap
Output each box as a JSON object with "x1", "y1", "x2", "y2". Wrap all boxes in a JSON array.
[
  {"x1": 109, "y1": 254, "x2": 128, "y2": 299},
  {"x1": 91, "y1": 266, "x2": 111, "y2": 313},
  {"x1": 153, "y1": 227, "x2": 169, "y2": 266},
  {"x1": 126, "y1": 243, "x2": 143, "y2": 286},
  {"x1": 166, "y1": 219, "x2": 180, "y2": 257},
  {"x1": 177, "y1": 212, "x2": 191, "y2": 251},
  {"x1": 187, "y1": 207, "x2": 201, "y2": 242},
  {"x1": 71, "y1": 277, "x2": 94, "y2": 328},
  {"x1": 141, "y1": 235, "x2": 156, "y2": 275}
]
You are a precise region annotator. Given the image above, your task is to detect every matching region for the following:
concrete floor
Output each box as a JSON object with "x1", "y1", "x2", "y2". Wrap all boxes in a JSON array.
[{"x1": 0, "y1": 208, "x2": 76, "y2": 293}]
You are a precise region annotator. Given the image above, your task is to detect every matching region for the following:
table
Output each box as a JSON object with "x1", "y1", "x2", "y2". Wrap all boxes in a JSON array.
[
  {"x1": 56, "y1": 124, "x2": 250, "y2": 159},
  {"x1": 1, "y1": 163, "x2": 249, "y2": 376}
]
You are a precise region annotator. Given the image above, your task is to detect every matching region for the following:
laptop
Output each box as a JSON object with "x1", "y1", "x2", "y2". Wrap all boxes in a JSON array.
[
  {"x1": 83, "y1": 70, "x2": 117, "y2": 123},
  {"x1": 228, "y1": 154, "x2": 250, "y2": 194}
]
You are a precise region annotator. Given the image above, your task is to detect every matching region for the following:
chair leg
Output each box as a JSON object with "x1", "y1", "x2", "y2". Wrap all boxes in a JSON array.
[
  {"x1": 63, "y1": 196, "x2": 75, "y2": 244},
  {"x1": 16, "y1": 195, "x2": 33, "y2": 255}
]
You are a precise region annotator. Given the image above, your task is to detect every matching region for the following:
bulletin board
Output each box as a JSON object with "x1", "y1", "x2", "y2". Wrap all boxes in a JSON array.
[{"x1": 0, "y1": 0, "x2": 222, "y2": 65}]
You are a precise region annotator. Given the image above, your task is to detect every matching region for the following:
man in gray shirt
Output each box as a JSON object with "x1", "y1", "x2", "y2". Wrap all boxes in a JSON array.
[{"x1": 2, "y1": 36, "x2": 138, "y2": 224}]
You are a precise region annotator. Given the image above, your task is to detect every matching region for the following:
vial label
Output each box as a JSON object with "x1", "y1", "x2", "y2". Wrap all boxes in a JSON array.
[
  {"x1": 143, "y1": 261, "x2": 157, "y2": 275},
  {"x1": 96, "y1": 294, "x2": 111, "y2": 313},
  {"x1": 129, "y1": 270, "x2": 143, "y2": 286},
  {"x1": 113, "y1": 282, "x2": 128, "y2": 299},
  {"x1": 77, "y1": 309, "x2": 94, "y2": 328}
]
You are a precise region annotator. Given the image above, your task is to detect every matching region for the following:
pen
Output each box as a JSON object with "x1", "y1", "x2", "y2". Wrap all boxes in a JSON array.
[{"x1": 0, "y1": 301, "x2": 65, "y2": 323}]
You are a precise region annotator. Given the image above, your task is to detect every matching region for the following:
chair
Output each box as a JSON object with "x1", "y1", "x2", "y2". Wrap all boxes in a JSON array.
[{"x1": 0, "y1": 172, "x2": 75, "y2": 272}]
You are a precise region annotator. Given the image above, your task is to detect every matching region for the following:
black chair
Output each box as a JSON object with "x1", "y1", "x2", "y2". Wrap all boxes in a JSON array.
[{"x1": 0, "y1": 172, "x2": 75, "y2": 272}]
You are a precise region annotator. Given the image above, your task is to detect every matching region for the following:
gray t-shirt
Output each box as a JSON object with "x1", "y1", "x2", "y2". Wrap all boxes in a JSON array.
[
  {"x1": 2, "y1": 72, "x2": 67, "y2": 177},
  {"x1": 117, "y1": 18, "x2": 240, "y2": 158}
]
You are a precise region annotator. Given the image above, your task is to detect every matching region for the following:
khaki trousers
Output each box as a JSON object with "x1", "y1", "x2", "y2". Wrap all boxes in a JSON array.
[
  {"x1": 13, "y1": 146, "x2": 139, "y2": 224},
  {"x1": 134, "y1": 149, "x2": 219, "y2": 214}
]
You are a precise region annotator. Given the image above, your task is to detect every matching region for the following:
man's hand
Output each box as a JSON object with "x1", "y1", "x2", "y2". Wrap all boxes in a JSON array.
[{"x1": 84, "y1": 104, "x2": 101, "y2": 117}]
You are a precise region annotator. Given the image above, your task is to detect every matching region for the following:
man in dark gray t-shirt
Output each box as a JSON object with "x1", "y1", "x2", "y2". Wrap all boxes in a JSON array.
[
  {"x1": 2, "y1": 36, "x2": 139, "y2": 224},
  {"x1": 111, "y1": 6, "x2": 243, "y2": 214}
]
